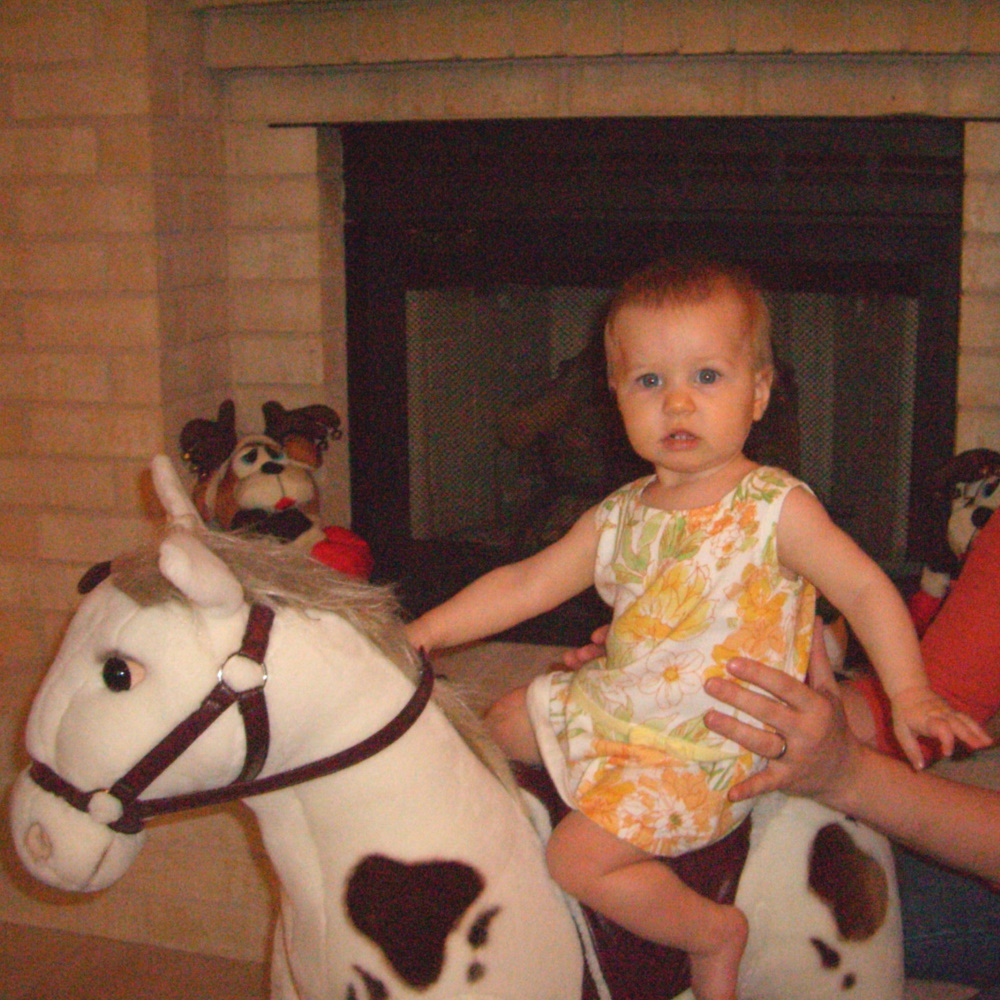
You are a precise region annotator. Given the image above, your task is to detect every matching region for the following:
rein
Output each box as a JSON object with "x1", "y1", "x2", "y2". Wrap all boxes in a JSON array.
[{"x1": 29, "y1": 603, "x2": 435, "y2": 835}]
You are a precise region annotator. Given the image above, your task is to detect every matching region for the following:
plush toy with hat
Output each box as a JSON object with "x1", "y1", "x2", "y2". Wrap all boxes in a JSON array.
[
  {"x1": 180, "y1": 399, "x2": 373, "y2": 580},
  {"x1": 908, "y1": 447, "x2": 1000, "y2": 636}
]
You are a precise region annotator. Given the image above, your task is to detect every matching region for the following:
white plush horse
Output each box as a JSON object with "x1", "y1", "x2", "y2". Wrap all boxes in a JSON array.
[{"x1": 10, "y1": 457, "x2": 904, "y2": 1000}]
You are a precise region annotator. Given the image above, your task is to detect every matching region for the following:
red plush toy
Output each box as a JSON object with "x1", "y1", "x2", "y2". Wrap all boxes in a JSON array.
[
  {"x1": 908, "y1": 448, "x2": 1000, "y2": 636},
  {"x1": 180, "y1": 400, "x2": 373, "y2": 580}
]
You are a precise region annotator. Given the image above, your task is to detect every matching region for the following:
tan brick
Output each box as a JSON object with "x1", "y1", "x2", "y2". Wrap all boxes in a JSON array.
[
  {"x1": 961, "y1": 292, "x2": 1000, "y2": 351},
  {"x1": 0, "y1": 351, "x2": 109, "y2": 403},
  {"x1": 905, "y1": 0, "x2": 968, "y2": 52},
  {"x1": 962, "y1": 233, "x2": 1000, "y2": 293},
  {"x1": 751, "y1": 57, "x2": 929, "y2": 115},
  {"x1": 38, "y1": 511, "x2": 153, "y2": 564},
  {"x1": 110, "y1": 352, "x2": 162, "y2": 405},
  {"x1": 30, "y1": 405, "x2": 164, "y2": 459},
  {"x1": 105, "y1": 236, "x2": 159, "y2": 293},
  {"x1": 0, "y1": 399, "x2": 28, "y2": 446},
  {"x1": 843, "y1": 1, "x2": 908, "y2": 52},
  {"x1": 155, "y1": 177, "x2": 226, "y2": 234},
  {"x1": 231, "y1": 333, "x2": 324, "y2": 385},
  {"x1": 735, "y1": 0, "x2": 792, "y2": 53},
  {"x1": 10, "y1": 66, "x2": 150, "y2": 120},
  {"x1": 966, "y1": 121, "x2": 1000, "y2": 172},
  {"x1": 228, "y1": 281, "x2": 322, "y2": 334},
  {"x1": 565, "y1": 0, "x2": 622, "y2": 56},
  {"x1": 675, "y1": 0, "x2": 733, "y2": 53},
  {"x1": 958, "y1": 351, "x2": 1000, "y2": 408},
  {"x1": 151, "y1": 122, "x2": 224, "y2": 177},
  {"x1": 938, "y1": 59, "x2": 1000, "y2": 116},
  {"x1": 510, "y1": 0, "x2": 567, "y2": 57},
  {"x1": 158, "y1": 232, "x2": 226, "y2": 291},
  {"x1": 0, "y1": 607, "x2": 47, "y2": 673},
  {"x1": 969, "y1": 0, "x2": 1000, "y2": 51},
  {"x1": 159, "y1": 284, "x2": 226, "y2": 347},
  {"x1": 15, "y1": 181, "x2": 155, "y2": 236},
  {"x1": 228, "y1": 231, "x2": 320, "y2": 282},
  {"x1": 399, "y1": 0, "x2": 460, "y2": 61},
  {"x1": 162, "y1": 336, "x2": 230, "y2": 401},
  {"x1": 23, "y1": 294, "x2": 159, "y2": 350},
  {"x1": 568, "y1": 57, "x2": 750, "y2": 116},
  {"x1": 224, "y1": 124, "x2": 317, "y2": 176},
  {"x1": 350, "y1": 2, "x2": 407, "y2": 64},
  {"x1": 95, "y1": 1, "x2": 153, "y2": 63},
  {"x1": 0, "y1": 457, "x2": 119, "y2": 510},
  {"x1": 227, "y1": 178, "x2": 319, "y2": 229},
  {"x1": 965, "y1": 176, "x2": 1000, "y2": 235},
  {"x1": 14, "y1": 242, "x2": 109, "y2": 293},
  {"x1": 622, "y1": 0, "x2": 682, "y2": 54},
  {"x1": 452, "y1": 0, "x2": 514, "y2": 59},
  {"x1": 98, "y1": 120, "x2": 155, "y2": 176},
  {"x1": 0, "y1": 126, "x2": 98, "y2": 177},
  {"x1": 0, "y1": 7, "x2": 95, "y2": 63},
  {"x1": 956, "y1": 406, "x2": 1000, "y2": 452},
  {"x1": 203, "y1": 7, "x2": 313, "y2": 69},
  {"x1": 784, "y1": 0, "x2": 849, "y2": 53},
  {"x1": 0, "y1": 511, "x2": 38, "y2": 560}
]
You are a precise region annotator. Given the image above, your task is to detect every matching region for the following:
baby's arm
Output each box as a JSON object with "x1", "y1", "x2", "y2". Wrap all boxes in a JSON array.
[
  {"x1": 406, "y1": 503, "x2": 601, "y2": 654},
  {"x1": 777, "y1": 488, "x2": 991, "y2": 768}
]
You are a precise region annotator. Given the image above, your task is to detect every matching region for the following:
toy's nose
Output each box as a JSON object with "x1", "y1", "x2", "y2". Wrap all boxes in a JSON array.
[{"x1": 261, "y1": 461, "x2": 284, "y2": 475}]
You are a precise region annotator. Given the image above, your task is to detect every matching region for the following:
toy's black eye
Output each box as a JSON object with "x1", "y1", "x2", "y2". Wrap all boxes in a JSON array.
[
  {"x1": 239, "y1": 447, "x2": 259, "y2": 466},
  {"x1": 265, "y1": 445, "x2": 283, "y2": 461},
  {"x1": 983, "y1": 479, "x2": 998, "y2": 499},
  {"x1": 102, "y1": 656, "x2": 146, "y2": 692}
]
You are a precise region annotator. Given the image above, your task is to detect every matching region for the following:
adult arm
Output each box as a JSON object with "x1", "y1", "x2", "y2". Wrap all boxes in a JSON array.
[
  {"x1": 703, "y1": 649, "x2": 1000, "y2": 885},
  {"x1": 854, "y1": 504, "x2": 1000, "y2": 762}
]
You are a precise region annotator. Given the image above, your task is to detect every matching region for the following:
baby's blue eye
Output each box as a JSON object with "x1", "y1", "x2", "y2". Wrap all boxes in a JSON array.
[
  {"x1": 638, "y1": 373, "x2": 660, "y2": 388},
  {"x1": 696, "y1": 369, "x2": 720, "y2": 385}
]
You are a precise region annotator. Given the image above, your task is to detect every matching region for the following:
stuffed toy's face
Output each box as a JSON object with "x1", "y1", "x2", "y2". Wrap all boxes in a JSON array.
[
  {"x1": 947, "y1": 473, "x2": 1000, "y2": 560},
  {"x1": 199, "y1": 435, "x2": 320, "y2": 532}
]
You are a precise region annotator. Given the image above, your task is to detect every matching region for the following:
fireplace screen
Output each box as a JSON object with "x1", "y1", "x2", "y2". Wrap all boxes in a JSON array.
[
  {"x1": 406, "y1": 284, "x2": 917, "y2": 578},
  {"x1": 340, "y1": 117, "x2": 960, "y2": 641}
]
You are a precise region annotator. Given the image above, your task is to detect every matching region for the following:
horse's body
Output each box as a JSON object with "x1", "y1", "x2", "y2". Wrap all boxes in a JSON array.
[{"x1": 10, "y1": 458, "x2": 904, "y2": 1000}]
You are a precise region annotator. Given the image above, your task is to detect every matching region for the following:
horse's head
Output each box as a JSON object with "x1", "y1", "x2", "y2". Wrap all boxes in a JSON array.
[{"x1": 10, "y1": 459, "x2": 263, "y2": 892}]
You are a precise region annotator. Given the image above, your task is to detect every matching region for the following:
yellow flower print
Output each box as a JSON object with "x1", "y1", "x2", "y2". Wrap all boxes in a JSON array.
[{"x1": 614, "y1": 562, "x2": 713, "y2": 648}]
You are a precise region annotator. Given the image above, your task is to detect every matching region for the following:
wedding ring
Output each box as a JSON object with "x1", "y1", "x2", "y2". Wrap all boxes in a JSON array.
[{"x1": 774, "y1": 737, "x2": 788, "y2": 760}]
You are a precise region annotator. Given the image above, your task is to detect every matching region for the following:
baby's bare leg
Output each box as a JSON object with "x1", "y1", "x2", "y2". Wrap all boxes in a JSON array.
[
  {"x1": 484, "y1": 685, "x2": 542, "y2": 764},
  {"x1": 547, "y1": 810, "x2": 747, "y2": 1000}
]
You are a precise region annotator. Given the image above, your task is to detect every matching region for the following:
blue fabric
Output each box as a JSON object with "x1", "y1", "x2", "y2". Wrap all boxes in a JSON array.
[{"x1": 895, "y1": 846, "x2": 1000, "y2": 988}]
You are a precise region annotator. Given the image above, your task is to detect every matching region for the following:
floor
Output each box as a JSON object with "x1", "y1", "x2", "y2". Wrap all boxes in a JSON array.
[
  {"x1": 1, "y1": 918, "x2": 981, "y2": 1000},
  {"x1": 1, "y1": 921, "x2": 267, "y2": 1000}
]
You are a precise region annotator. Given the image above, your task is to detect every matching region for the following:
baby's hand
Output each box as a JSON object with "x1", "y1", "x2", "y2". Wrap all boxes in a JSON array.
[{"x1": 891, "y1": 685, "x2": 993, "y2": 770}]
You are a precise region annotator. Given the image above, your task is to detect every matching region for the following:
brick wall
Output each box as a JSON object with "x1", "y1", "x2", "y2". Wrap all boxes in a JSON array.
[{"x1": 2, "y1": 0, "x2": 1000, "y2": 962}]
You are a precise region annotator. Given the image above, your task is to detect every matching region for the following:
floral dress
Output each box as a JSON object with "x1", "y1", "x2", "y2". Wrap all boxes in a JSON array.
[{"x1": 525, "y1": 466, "x2": 816, "y2": 857}]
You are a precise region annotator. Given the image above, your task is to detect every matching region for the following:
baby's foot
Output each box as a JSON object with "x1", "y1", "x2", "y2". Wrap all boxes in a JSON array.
[{"x1": 688, "y1": 905, "x2": 748, "y2": 1000}]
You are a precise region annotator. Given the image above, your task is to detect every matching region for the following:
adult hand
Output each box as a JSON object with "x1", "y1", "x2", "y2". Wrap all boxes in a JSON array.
[
  {"x1": 561, "y1": 623, "x2": 610, "y2": 669},
  {"x1": 703, "y1": 625, "x2": 862, "y2": 804}
]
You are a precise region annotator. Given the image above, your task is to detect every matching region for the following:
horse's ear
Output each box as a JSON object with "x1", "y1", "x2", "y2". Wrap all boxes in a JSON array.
[
  {"x1": 151, "y1": 454, "x2": 205, "y2": 532},
  {"x1": 158, "y1": 531, "x2": 245, "y2": 619}
]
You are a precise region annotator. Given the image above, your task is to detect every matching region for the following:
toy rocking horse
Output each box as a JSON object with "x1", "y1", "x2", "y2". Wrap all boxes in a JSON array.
[{"x1": 10, "y1": 457, "x2": 904, "y2": 1000}]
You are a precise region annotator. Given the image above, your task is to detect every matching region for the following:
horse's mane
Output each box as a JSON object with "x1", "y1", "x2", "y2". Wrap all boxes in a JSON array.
[{"x1": 110, "y1": 531, "x2": 520, "y2": 796}]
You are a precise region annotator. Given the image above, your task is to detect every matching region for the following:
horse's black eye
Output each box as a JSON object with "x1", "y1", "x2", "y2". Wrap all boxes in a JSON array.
[{"x1": 102, "y1": 656, "x2": 132, "y2": 692}]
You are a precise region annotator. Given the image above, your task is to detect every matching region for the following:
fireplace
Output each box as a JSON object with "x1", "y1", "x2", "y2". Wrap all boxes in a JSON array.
[{"x1": 337, "y1": 117, "x2": 962, "y2": 642}]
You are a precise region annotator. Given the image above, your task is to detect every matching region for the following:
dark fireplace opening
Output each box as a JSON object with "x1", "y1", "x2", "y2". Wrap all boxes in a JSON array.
[{"x1": 335, "y1": 117, "x2": 963, "y2": 644}]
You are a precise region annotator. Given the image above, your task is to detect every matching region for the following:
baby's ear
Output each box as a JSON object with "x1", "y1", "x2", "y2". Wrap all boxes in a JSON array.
[{"x1": 753, "y1": 367, "x2": 773, "y2": 420}]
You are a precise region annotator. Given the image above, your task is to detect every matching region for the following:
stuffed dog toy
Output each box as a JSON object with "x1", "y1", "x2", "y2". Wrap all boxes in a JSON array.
[
  {"x1": 909, "y1": 447, "x2": 1000, "y2": 635},
  {"x1": 180, "y1": 399, "x2": 373, "y2": 580}
]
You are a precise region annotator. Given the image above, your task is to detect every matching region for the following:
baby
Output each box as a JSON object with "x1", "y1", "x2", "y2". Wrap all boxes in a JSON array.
[{"x1": 406, "y1": 257, "x2": 989, "y2": 1000}]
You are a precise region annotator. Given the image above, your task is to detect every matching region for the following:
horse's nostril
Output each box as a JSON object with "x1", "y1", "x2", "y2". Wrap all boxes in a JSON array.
[{"x1": 25, "y1": 822, "x2": 53, "y2": 863}]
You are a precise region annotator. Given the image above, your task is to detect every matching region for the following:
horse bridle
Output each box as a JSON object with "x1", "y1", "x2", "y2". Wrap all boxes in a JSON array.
[{"x1": 28, "y1": 603, "x2": 435, "y2": 836}]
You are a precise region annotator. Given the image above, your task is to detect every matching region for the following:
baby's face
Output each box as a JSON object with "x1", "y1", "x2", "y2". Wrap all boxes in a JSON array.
[{"x1": 609, "y1": 289, "x2": 771, "y2": 488}]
